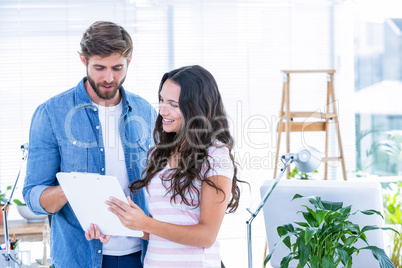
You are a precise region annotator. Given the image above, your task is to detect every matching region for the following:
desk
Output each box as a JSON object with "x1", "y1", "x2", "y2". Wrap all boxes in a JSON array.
[{"x1": 0, "y1": 219, "x2": 49, "y2": 243}]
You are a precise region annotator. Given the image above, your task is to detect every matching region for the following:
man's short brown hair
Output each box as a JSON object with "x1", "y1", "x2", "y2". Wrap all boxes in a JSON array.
[{"x1": 80, "y1": 21, "x2": 133, "y2": 60}]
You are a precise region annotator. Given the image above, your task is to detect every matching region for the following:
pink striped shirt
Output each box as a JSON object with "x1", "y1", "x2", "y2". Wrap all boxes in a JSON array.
[{"x1": 144, "y1": 144, "x2": 234, "y2": 268}]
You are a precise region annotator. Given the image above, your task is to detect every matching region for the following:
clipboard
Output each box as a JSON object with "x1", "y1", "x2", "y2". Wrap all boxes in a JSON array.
[{"x1": 56, "y1": 172, "x2": 143, "y2": 237}]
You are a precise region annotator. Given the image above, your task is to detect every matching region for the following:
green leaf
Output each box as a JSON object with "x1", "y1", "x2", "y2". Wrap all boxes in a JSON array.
[
  {"x1": 322, "y1": 200, "x2": 343, "y2": 211},
  {"x1": 304, "y1": 227, "x2": 318, "y2": 244},
  {"x1": 361, "y1": 225, "x2": 383, "y2": 233},
  {"x1": 380, "y1": 226, "x2": 399, "y2": 234},
  {"x1": 344, "y1": 246, "x2": 358, "y2": 256},
  {"x1": 331, "y1": 223, "x2": 345, "y2": 233},
  {"x1": 294, "y1": 221, "x2": 309, "y2": 228},
  {"x1": 310, "y1": 256, "x2": 321, "y2": 268},
  {"x1": 279, "y1": 254, "x2": 292, "y2": 268},
  {"x1": 359, "y1": 232, "x2": 369, "y2": 244},
  {"x1": 325, "y1": 211, "x2": 341, "y2": 225},
  {"x1": 298, "y1": 234, "x2": 311, "y2": 268},
  {"x1": 322, "y1": 254, "x2": 335, "y2": 268},
  {"x1": 314, "y1": 209, "x2": 330, "y2": 226},
  {"x1": 336, "y1": 247, "x2": 350, "y2": 265},
  {"x1": 265, "y1": 230, "x2": 298, "y2": 265},
  {"x1": 360, "y1": 246, "x2": 395, "y2": 268},
  {"x1": 292, "y1": 193, "x2": 304, "y2": 200},
  {"x1": 344, "y1": 236, "x2": 358, "y2": 247},
  {"x1": 292, "y1": 194, "x2": 323, "y2": 210},
  {"x1": 361, "y1": 209, "x2": 384, "y2": 219},
  {"x1": 302, "y1": 211, "x2": 318, "y2": 227},
  {"x1": 300, "y1": 172, "x2": 309, "y2": 180},
  {"x1": 13, "y1": 199, "x2": 27, "y2": 206},
  {"x1": 289, "y1": 167, "x2": 299, "y2": 178},
  {"x1": 278, "y1": 224, "x2": 294, "y2": 236},
  {"x1": 308, "y1": 196, "x2": 324, "y2": 210},
  {"x1": 277, "y1": 224, "x2": 294, "y2": 249},
  {"x1": 345, "y1": 223, "x2": 359, "y2": 234},
  {"x1": 346, "y1": 258, "x2": 353, "y2": 268},
  {"x1": 264, "y1": 251, "x2": 273, "y2": 266}
]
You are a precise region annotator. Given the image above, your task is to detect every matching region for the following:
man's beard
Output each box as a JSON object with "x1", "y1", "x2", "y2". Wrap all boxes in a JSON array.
[{"x1": 87, "y1": 73, "x2": 126, "y2": 100}]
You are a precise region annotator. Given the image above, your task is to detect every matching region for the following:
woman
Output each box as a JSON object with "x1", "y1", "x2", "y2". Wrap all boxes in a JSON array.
[{"x1": 106, "y1": 65, "x2": 244, "y2": 267}]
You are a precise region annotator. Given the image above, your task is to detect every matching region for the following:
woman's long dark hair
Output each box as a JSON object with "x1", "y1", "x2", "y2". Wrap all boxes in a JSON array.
[{"x1": 131, "y1": 65, "x2": 244, "y2": 213}]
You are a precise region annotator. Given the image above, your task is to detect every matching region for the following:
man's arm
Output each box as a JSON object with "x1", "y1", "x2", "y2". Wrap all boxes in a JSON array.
[
  {"x1": 40, "y1": 185, "x2": 68, "y2": 213},
  {"x1": 23, "y1": 104, "x2": 63, "y2": 215}
]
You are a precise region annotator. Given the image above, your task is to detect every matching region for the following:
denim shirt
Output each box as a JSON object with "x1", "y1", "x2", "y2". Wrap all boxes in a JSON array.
[{"x1": 23, "y1": 78, "x2": 157, "y2": 268}]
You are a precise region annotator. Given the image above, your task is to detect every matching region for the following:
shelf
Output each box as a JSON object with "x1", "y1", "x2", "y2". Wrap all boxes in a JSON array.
[{"x1": 0, "y1": 219, "x2": 49, "y2": 243}]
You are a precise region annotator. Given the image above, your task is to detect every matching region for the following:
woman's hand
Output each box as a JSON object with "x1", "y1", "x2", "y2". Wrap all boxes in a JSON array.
[
  {"x1": 85, "y1": 224, "x2": 111, "y2": 243},
  {"x1": 106, "y1": 196, "x2": 148, "y2": 232}
]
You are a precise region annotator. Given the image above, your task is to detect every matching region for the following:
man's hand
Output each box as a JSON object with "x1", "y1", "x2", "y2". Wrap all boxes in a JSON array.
[{"x1": 85, "y1": 224, "x2": 111, "y2": 243}]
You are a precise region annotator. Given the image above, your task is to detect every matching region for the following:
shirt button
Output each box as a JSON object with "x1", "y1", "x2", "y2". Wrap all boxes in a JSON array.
[
  {"x1": 72, "y1": 141, "x2": 76, "y2": 145},
  {"x1": 96, "y1": 126, "x2": 100, "y2": 129},
  {"x1": 100, "y1": 148, "x2": 104, "y2": 152},
  {"x1": 98, "y1": 250, "x2": 101, "y2": 254},
  {"x1": 101, "y1": 168, "x2": 105, "y2": 171},
  {"x1": 93, "y1": 108, "x2": 97, "y2": 112}
]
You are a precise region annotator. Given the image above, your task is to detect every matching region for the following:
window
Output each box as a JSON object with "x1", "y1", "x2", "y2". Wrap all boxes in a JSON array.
[{"x1": 354, "y1": 1, "x2": 402, "y2": 177}]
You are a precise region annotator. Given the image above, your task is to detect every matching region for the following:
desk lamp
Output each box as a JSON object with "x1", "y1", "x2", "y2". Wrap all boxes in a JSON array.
[
  {"x1": 246, "y1": 146, "x2": 321, "y2": 268},
  {"x1": 2, "y1": 143, "x2": 28, "y2": 268}
]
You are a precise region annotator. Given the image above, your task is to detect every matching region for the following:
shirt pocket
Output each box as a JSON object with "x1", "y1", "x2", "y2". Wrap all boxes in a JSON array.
[{"x1": 58, "y1": 139, "x2": 89, "y2": 173}]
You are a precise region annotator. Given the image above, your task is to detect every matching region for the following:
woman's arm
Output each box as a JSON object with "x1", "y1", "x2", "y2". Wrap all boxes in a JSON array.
[{"x1": 107, "y1": 175, "x2": 231, "y2": 248}]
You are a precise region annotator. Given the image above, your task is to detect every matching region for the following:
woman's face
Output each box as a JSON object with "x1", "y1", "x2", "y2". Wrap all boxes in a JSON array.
[{"x1": 159, "y1": 79, "x2": 182, "y2": 134}]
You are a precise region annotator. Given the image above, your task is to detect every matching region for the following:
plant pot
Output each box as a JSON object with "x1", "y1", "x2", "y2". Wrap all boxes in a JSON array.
[
  {"x1": 0, "y1": 205, "x2": 10, "y2": 225},
  {"x1": 16, "y1": 205, "x2": 47, "y2": 223}
]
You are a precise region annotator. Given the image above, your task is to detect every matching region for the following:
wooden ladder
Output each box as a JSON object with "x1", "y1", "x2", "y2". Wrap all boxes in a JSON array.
[{"x1": 273, "y1": 70, "x2": 347, "y2": 180}]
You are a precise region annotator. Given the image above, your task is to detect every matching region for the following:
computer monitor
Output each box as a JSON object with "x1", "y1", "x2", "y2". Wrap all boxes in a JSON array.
[{"x1": 260, "y1": 179, "x2": 386, "y2": 268}]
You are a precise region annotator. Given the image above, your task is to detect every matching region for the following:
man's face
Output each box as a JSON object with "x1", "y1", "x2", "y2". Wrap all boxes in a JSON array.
[{"x1": 83, "y1": 53, "x2": 130, "y2": 102}]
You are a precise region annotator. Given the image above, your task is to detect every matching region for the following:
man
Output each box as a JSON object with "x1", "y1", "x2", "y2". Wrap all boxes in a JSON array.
[{"x1": 23, "y1": 21, "x2": 156, "y2": 268}]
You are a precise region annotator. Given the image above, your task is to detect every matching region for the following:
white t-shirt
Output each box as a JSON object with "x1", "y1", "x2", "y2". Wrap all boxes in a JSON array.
[
  {"x1": 95, "y1": 101, "x2": 141, "y2": 256},
  {"x1": 144, "y1": 143, "x2": 234, "y2": 267}
]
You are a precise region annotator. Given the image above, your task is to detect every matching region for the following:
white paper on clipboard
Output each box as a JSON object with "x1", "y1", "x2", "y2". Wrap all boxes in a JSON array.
[{"x1": 56, "y1": 172, "x2": 143, "y2": 237}]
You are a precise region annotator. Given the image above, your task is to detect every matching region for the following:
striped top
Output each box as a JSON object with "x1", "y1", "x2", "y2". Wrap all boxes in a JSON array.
[{"x1": 144, "y1": 144, "x2": 234, "y2": 268}]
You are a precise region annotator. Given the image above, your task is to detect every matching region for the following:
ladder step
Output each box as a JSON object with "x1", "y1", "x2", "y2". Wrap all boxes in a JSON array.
[
  {"x1": 279, "y1": 122, "x2": 325, "y2": 132},
  {"x1": 288, "y1": 111, "x2": 337, "y2": 119},
  {"x1": 322, "y1": 157, "x2": 343, "y2": 162},
  {"x1": 281, "y1": 70, "x2": 336, "y2": 74}
]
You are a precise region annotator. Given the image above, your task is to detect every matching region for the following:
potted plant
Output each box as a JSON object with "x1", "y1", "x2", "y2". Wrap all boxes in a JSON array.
[
  {"x1": 0, "y1": 185, "x2": 11, "y2": 205},
  {"x1": 383, "y1": 181, "x2": 402, "y2": 267},
  {"x1": 13, "y1": 198, "x2": 47, "y2": 223},
  {"x1": 264, "y1": 194, "x2": 397, "y2": 268},
  {"x1": 289, "y1": 167, "x2": 318, "y2": 180},
  {"x1": 0, "y1": 185, "x2": 12, "y2": 225}
]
